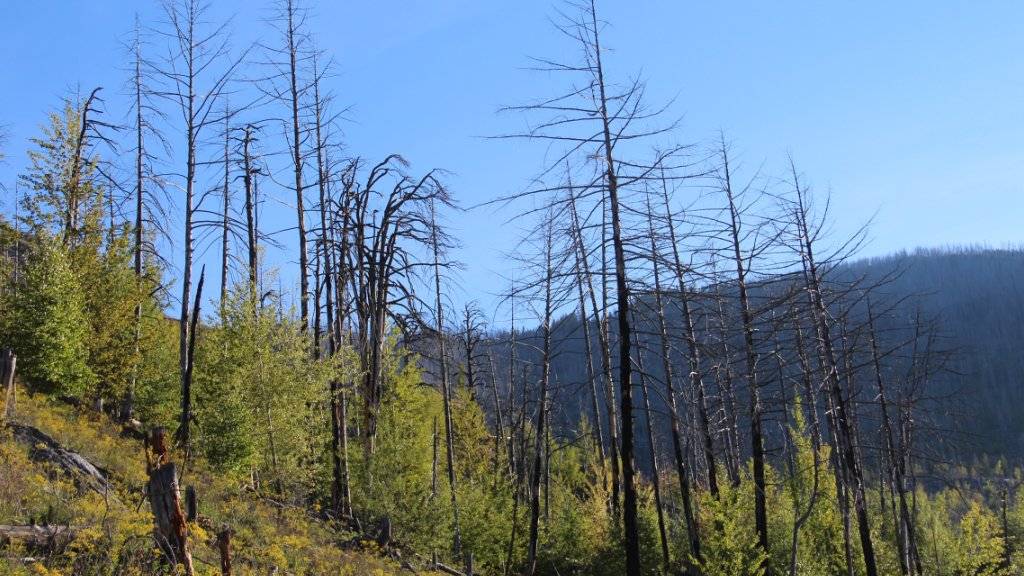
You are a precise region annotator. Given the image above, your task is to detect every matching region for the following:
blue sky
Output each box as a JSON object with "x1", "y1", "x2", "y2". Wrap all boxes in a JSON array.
[{"x1": 2, "y1": 1, "x2": 1022, "y2": 325}]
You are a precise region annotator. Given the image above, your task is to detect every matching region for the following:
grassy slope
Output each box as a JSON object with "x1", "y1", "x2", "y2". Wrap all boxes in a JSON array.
[{"x1": 0, "y1": 386, "x2": 426, "y2": 576}]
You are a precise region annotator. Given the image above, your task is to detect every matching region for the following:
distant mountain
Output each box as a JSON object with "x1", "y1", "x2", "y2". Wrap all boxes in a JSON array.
[
  {"x1": 460, "y1": 246, "x2": 1024, "y2": 469},
  {"x1": 840, "y1": 247, "x2": 1024, "y2": 458}
]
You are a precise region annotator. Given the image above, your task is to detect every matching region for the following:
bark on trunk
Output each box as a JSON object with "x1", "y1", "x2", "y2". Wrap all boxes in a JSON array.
[
  {"x1": 2, "y1": 349, "x2": 16, "y2": 423},
  {"x1": 721, "y1": 153, "x2": 771, "y2": 572}
]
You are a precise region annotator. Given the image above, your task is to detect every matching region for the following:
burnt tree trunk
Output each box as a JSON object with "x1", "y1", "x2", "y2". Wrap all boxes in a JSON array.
[
  {"x1": 525, "y1": 219, "x2": 555, "y2": 576},
  {"x1": 721, "y1": 149, "x2": 771, "y2": 573},
  {"x1": 147, "y1": 429, "x2": 194, "y2": 575},
  {"x1": 646, "y1": 197, "x2": 701, "y2": 561},
  {"x1": 2, "y1": 349, "x2": 16, "y2": 423},
  {"x1": 632, "y1": 330, "x2": 671, "y2": 572},
  {"x1": 175, "y1": 267, "x2": 205, "y2": 456}
]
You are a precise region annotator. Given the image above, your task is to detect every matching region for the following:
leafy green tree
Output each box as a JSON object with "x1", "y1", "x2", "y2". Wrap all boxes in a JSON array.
[
  {"x1": 695, "y1": 481, "x2": 768, "y2": 576},
  {"x1": 5, "y1": 237, "x2": 94, "y2": 397},
  {"x1": 951, "y1": 500, "x2": 1010, "y2": 576},
  {"x1": 74, "y1": 231, "x2": 141, "y2": 407},
  {"x1": 196, "y1": 282, "x2": 334, "y2": 495},
  {"x1": 18, "y1": 97, "x2": 107, "y2": 245}
]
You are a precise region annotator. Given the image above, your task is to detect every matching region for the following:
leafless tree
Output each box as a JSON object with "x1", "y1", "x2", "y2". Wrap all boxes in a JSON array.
[
  {"x1": 486, "y1": 2, "x2": 686, "y2": 568},
  {"x1": 256, "y1": 0, "x2": 316, "y2": 331},
  {"x1": 152, "y1": 0, "x2": 247, "y2": 450},
  {"x1": 429, "y1": 197, "x2": 463, "y2": 560},
  {"x1": 784, "y1": 159, "x2": 878, "y2": 576}
]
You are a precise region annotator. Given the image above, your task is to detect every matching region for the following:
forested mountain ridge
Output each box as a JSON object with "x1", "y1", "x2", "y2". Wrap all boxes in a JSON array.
[
  {"x1": 843, "y1": 247, "x2": 1024, "y2": 458},
  {"x1": 469, "y1": 246, "x2": 1024, "y2": 469}
]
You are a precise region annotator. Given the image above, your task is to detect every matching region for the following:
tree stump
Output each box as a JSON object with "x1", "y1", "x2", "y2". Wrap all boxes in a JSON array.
[
  {"x1": 146, "y1": 428, "x2": 194, "y2": 576},
  {"x1": 216, "y1": 526, "x2": 233, "y2": 576}
]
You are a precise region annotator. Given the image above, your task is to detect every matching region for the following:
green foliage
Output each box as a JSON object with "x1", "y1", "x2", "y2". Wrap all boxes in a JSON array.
[
  {"x1": 771, "y1": 401, "x2": 848, "y2": 576},
  {"x1": 5, "y1": 237, "x2": 94, "y2": 397},
  {"x1": 349, "y1": 346, "x2": 448, "y2": 554},
  {"x1": 131, "y1": 296, "x2": 179, "y2": 427},
  {"x1": 0, "y1": 384, "x2": 409, "y2": 576},
  {"x1": 195, "y1": 282, "x2": 336, "y2": 495},
  {"x1": 950, "y1": 500, "x2": 1010, "y2": 576},
  {"x1": 73, "y1": 231, "x2": 143, "y2": 405},
  {"x1": 18, "y1": 98, "x2": 106, "y2": 243},
  {"x1": 694, "y1": 480, "x2": 768, "y2": 576}
]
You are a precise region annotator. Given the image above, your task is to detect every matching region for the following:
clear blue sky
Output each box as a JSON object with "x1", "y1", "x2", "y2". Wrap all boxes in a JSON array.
[{"x1": 2, "y1": 1, "x2": 1022, "y2": 325}]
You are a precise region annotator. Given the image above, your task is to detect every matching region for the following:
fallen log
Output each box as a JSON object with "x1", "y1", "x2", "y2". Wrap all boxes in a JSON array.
[
  {"x1": 415, "y1": 552, "x2": 466, "y2": 576},
  {"x1": 6, "y1": 423, "x2": 112, "y2": 495},
  {"x1": 433, "y1": 561, "x2": 466, "y2": 576},
  {"x1": 0, "y1": 525, "x2": 76, "y2": 549}
]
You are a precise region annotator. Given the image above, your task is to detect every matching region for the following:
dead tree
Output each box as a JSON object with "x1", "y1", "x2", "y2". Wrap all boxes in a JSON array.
[
  {"x1": 175, "y1": 266, "x2": 205, "y2": 454},
  {"x1": 486, "y1": 349, "x2": 506, "y2": 475},
  {"x1": 238, "y1": 125, "x2": 260, "y2": 291},
  {"x1": 310, "y1": 48, "x2": 340, "y2": 356},
  {"x1": 657, "y1": 172, "x2": 719, "y2": 500},
  {"x1": 219, "y1": 104, "x2": 232, "y2": 313},
  {"x1": 566, "y1": 189, "x2": 606, "y2": 467},
  {"x1": 153, "y1": 0, "x2": 245, "y2": 449},
  {"x1": 786, "y1": 160, "x2": 878, "y2": 576},
  {"x1": 708, "y1": 273, "x2": 743, "y2": 486},
  {"x1": 568, "y1": 187, "x2": 618, "y2": 508},
  {"x1": 460, "y1": 302, "x2": 488, "y2": 399},
  {"x1": 642, "y1": 194, "x2": 701, "y2": 562},
  {"x1": 430, "y1": 198, "x2": 463, "y2": 560},
  {"x1": 2, "y1": 349, "x2": 16, "y2": 423},
  {"x1": 259, "y1": 0, "x2": 315, "y2": 330},
  {"x1": 125, "y1": 17, "x2": 168, "y2": 421},
  {"x1": 525, "y1": 213, "x2": 557, "y2": 576},
  {"x1": 346, "y1": 157, "x2": 454, "y2": 463},
  {"x1": 715, "y1": 141, "x2": 772, "y2": 570},
  {"x1": 146, "y1": 427, "x2": 194, "y2": 575},
  {"x1": 787, "y1": 314, "x2": 823, "y2": 576},
  {"x1": 631, "y1": 327, "x2": 670, "y2": 572},
  {"x1": 867, "y1": 301, "x2": 917, "y2": 576}
]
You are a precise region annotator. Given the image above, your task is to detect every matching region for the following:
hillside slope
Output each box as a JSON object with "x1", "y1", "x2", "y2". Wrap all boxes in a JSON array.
[{"x1": 0, "y1": 387, "x2": 433, "y2": 575}]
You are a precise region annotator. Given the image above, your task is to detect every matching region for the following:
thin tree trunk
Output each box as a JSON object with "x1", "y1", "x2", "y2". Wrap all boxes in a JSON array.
[
  {"x1": 570, "y1": 191, "x2": 620, "y2": 510},
  {"x1": 525, "y1": 220, "x2": 555, "y2": 576},
  {"x1": 285, "y1": 0, "x2": 310, "y2": 331},
  {"x1": 431, "y1": 201, "x2": 462, "y2": 560},
  {"x1": 646, "y1": 196, "x2": 701, "y2": 560},
  {"x1": 791, "y1": 171, "x2": 878, "y2": 576},
  {"x1": 488, "y1": 351, "x2": 506, "y2": 476},
  {"x1": 721, "y1": 150, "x2": 770, "y2": 572},
  {"x1": 220, "y1": 107, "x2": 231, "y2": 313},
  {"x1": 241, "y1": 126, "x2": 258, "y2": 293},
  {"x1": 868, "y1": 304, "x2": 915, "y2": 576},
  {"x1": 176, "y1": 266, "x2": 204, "y2": 455},
  {"x1": 633, "y1": 330, "x2": 671, "y2": 572},
  {"x1": 1, "y1": 350, "x2": 16, "y2": 424},
  {"x1": 568, "y1": 191, "x2": 607, "y2": 469},
  {"x1": 659, "y1": 179, "x2": 718, "y2": 500},
  {"x1": 127, "y1": 21, "x2": 145, "y2": 422}
]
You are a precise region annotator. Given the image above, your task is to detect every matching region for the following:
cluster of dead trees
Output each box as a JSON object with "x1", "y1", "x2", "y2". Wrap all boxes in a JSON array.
[
  {"x1": 460, "y1": 2, "x2": 954, "y2": 575},
  {"x1": 24, "y1": 0, "x2": 466, "y2": 566}
]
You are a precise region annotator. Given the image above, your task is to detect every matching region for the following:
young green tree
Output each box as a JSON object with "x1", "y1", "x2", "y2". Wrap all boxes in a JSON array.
[
  {"x1": 196, "y1": 282, "x2": 333, "y2": 495},
  {"x1": 6, "y1": 238, "x2": 94, "y2": 397}
]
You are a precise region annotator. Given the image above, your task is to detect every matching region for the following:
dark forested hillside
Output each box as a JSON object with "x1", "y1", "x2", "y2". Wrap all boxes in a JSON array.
[
  {"x1": 475, "y1": 246, "x2": 1024, "y2": 469},
  {"x1": 843, "y1": 247, "x2": 1024, "y2": 458}
]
